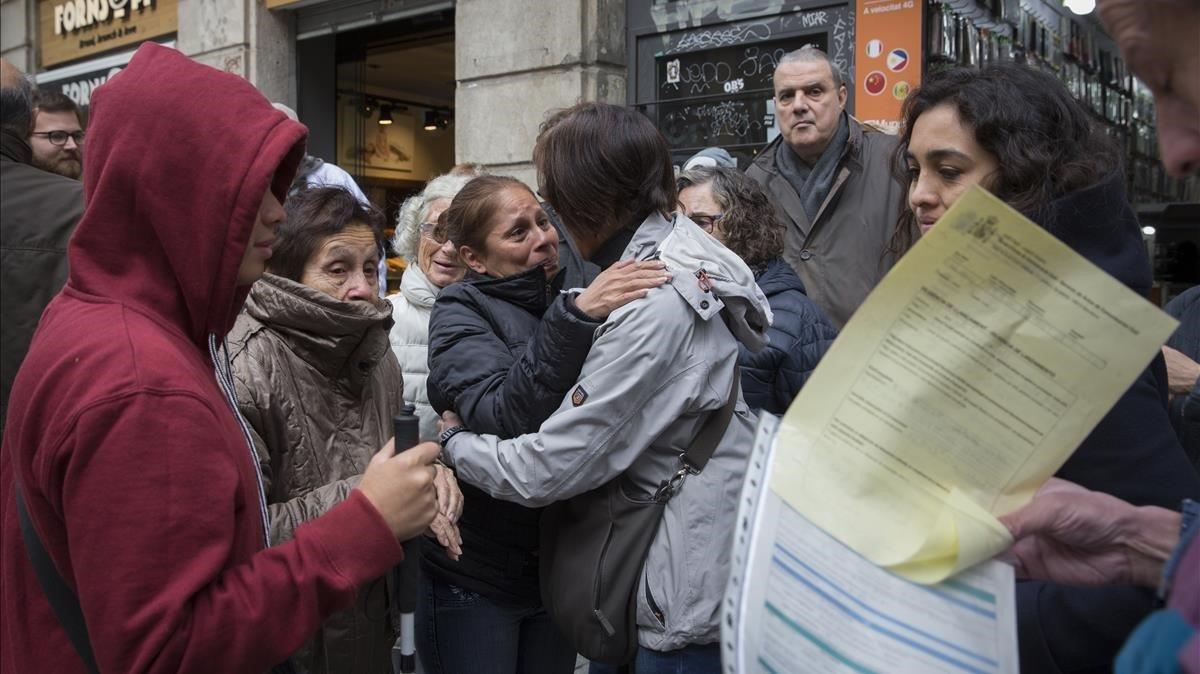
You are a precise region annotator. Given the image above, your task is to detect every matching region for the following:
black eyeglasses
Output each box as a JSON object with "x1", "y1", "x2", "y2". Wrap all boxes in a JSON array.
[{"x1": 32, "y1": 130, "x2": 85, "y2": 146}]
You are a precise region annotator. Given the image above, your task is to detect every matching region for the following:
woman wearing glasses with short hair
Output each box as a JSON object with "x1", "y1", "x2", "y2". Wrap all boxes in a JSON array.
[
  {"x1": 388, "y1": 169, "x2": 479, "y2": 441},
  {"x1": 677, "y1": 165, "x2": 837, "y2": 415}
]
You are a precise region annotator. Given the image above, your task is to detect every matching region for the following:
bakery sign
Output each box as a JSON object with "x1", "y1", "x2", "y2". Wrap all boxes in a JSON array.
[{"x1": 39, "y1": 0, "x2": 177, "y2": 68}]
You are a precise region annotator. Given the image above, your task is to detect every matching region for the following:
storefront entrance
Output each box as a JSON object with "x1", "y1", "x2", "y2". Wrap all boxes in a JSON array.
[{"x1": 295, "y1": 3, "x2": 455, "y2": 288}]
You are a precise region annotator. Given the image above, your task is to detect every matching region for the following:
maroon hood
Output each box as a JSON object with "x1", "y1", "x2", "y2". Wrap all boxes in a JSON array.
[{"x1": 67, "y1": 43, "x2": 307, "y2": 345}]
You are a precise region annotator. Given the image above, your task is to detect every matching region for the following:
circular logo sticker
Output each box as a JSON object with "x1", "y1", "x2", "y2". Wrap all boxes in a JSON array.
[
  {"x1": 864, "y1": 71, "x2": 887, "y2": 96},
  {"x1": 865, "y1": 40, "x2": 883, "y2": 58},
  {"x1": 887, "y1": 48, "x2": 910, "y2": 72},
  {"x1": 892, "y1": 81, "x2": 911, "y2": 100}
]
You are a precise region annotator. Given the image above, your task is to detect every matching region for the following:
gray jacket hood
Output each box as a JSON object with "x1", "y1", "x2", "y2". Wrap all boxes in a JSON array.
[{"x1": 624, "y1": 212, "x2": 773, "y2": 352}]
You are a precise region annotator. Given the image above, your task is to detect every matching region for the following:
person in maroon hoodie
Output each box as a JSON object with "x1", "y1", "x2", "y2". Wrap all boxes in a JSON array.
[{"x1": 0, "y1": 43, "x2": 441, "y2": 674}]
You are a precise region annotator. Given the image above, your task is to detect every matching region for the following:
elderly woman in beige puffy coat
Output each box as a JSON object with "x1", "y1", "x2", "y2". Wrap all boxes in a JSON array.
[
  {"x1": 388, "y1": 170, "x2": 476, "y2": 440},
  {"x1": 228, "y1": 186, "x2": 461, "y2": 674}
]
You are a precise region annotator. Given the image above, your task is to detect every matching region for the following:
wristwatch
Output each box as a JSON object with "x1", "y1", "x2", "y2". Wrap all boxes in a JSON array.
[{"x1": 438, "y1": 424, "x2": 467, "y2": 448}]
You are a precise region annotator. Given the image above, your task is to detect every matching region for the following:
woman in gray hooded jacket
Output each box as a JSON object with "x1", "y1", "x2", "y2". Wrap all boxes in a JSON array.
[{"x1": 438, "y1": 102, "x2": 772, "y2": 673}]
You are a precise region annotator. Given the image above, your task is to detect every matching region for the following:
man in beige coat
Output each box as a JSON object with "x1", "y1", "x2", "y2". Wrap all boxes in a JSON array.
[{"x1": 746, "y1": 47, "x2": 911, "y2": 328}]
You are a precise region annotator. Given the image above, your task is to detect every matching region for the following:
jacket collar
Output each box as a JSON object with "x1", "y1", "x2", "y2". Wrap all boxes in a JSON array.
[
  {"x1": 0, "y1": 128, "x2": 32, "y2": 164},
  {"x1": 466, "y1": 265, "x2": 562, "y2": 316},
  {"x1": 1032, "y1": 171, "x2": 1153, "y2": 295},
  {"x1": 755, "y1": 257, "x2": 808, "y2": 297},
  {"x1": 244, "y1": 274, "x2": 394, "y2": 389},
  {"x1": 400, "y1": 262, "x2": 440, "y2": 310},
  {"x1": 624, "y1": 211, "x2": 772, "y2": 352}
]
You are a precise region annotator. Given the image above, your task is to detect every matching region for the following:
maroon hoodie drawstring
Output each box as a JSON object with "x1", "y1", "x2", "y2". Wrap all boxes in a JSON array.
[{"x1": 208, "y1": 333, "x2": 273, "y2": 550}]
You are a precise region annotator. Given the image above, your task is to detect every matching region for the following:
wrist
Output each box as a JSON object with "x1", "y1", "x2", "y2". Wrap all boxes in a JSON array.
[
  {"x1": 1171, "y1": 366, "x2": 1200, "y2": 394},
  {"x1": 567, "y1": 292, "x2": 600, "y2": 321},
  {"x1": 438, "y1": 424, "x2": 467, "y2": 450},
  {"x1": 1119, "y1": 505, "x2": 1180, "y2": 587}
]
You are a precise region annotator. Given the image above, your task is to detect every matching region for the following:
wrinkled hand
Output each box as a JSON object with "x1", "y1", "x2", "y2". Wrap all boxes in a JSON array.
[
  {"x1": 357, "y1": 440, "x2": 440, "y2": 540},
  {"x1": 428, "y1": 513, "x2": 463, "y2": 561},
  {"x1": 426, "y1": 439, "x2": 465, "y2": 560},
  {"x1": 439, "y1": 410, "x2": 464, "y2": 435},
  {"x1": 432, "y1": 464, "x2": 464, "y2": 523},
  {"x1": 998, "y1": 478, "x2": 1179, "y2": 588},
  {"x1": 1163, "y1": 346, "x2": 1200, "y2": 395},
  {"x1": 573, "y1": 259, "x2": 671, "y2": 320}
]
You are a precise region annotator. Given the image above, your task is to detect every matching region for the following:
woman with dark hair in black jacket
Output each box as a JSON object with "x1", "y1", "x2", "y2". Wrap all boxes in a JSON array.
[
  {"x1": 420, "y1": 175, "x2": 669, "y2": 674},
  {"x1": 896, "y1": 62, "x2": 1200, "y2": 674},
  {"x1": 677, "y1": 165, "x2": 837, "y2": 415}
]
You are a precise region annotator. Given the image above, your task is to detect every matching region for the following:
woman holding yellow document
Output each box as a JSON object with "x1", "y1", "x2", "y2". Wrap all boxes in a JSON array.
[{"x1": 894, "y1": 63, "x2": 1199, "y2": 674}]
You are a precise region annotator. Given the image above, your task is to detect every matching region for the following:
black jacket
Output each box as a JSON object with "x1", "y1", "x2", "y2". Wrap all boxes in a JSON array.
[
  {"x1": 0, "y1": 129, "x2": 84, "y2": 432},
  {"x1": 1018, "y1": 172, "x2": 1200, "y2": 674},
  {"x1": 425, "y1": 263, "x2": 601, "y2": 602},
  {"x1": 738, "y1": 258, "x2": 837, "y2": 415}
]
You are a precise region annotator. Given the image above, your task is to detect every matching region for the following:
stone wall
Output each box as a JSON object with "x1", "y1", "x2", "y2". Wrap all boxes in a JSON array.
[
  {"x1": 177, "y1": 0, "x2": 295, "y2": 105},
  {"x1": 454, "y1": 0, "x2": 628, "y2": 185},
  {"x1": 1, "y1": 0, "x2": 35, "y2": 71}
]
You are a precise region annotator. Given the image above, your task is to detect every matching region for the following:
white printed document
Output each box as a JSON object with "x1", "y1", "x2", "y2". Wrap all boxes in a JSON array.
[{"x1": 722, "y1": 415, "x2": 1017, "y2": 674}]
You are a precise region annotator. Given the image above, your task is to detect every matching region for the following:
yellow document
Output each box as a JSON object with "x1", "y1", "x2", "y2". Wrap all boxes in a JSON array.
[{"x1": 772, "y1": 186, "x2": 1179, "y2": 583}]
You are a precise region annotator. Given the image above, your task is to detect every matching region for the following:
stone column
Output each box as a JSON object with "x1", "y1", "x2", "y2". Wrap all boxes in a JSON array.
[
  {"x1": 454, "y1": 0, "x2": 627, "y2": 185},
  {"x1": 177, "y1": 0, "x2": 295, "y2": 105},
  {"x1": 1, "y1": 0, "x2": 36, "y2": 72}
]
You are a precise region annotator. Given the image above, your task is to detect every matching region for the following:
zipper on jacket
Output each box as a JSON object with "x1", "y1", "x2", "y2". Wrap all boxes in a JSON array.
[
  {"x1": 696, "y1": 267, "x2": 731, "y2": 293},
  {"x1": 644, "y1": 577, "x2": 665, "y2": 628},
  {"x1": 592, "y1": 522, "x2": 618, "y2": 637}
]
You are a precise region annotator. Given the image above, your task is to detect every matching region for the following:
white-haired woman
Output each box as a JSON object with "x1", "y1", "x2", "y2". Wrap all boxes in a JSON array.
[{"x1": 389, "y1": 170, "x2": 477, "y2": 440}]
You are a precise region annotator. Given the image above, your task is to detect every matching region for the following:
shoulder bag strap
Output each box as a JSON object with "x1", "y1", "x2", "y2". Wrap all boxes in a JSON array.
[{"x1": 14, "y1": 485, "x2": 100, "y2": 674}]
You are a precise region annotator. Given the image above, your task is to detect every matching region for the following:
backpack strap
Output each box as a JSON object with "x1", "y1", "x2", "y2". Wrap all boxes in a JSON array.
[
  {"x1": 15, "y1": 485, "x2": 99, "y2": 674},
  {"x1": 654, "y1": 367, "x2": 740, "y2": 502}
]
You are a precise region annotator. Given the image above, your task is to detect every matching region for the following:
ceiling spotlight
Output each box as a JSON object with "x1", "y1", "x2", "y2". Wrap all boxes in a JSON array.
[
  {"x1": 1141, "y1": 225, "x2": 1156, "y2": 236},
  {"x1": 423, "y1": 110, "x2": 438, "y2": 131},
  {"x1": 378, "y1": 105, "x2": 394, "y2": 126}
]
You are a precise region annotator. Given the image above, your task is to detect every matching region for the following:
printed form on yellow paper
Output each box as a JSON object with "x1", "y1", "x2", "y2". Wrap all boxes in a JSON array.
[{"x1": 771, "y1": 185, "x2": 1178, "y2": 584}]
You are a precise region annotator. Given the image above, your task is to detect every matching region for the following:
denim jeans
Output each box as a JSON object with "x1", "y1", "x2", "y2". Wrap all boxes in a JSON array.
[
  {"x1": 417, "y1": 573, "x2": 577, "y2": 674},
  {"x1": 588, "y1": 642, "x2": 721, "y2": 674}
]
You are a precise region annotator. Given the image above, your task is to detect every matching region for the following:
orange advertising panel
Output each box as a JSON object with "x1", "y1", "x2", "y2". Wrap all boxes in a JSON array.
[{"x1": 856, "y1": 0, "x2": 923, "y2": 133}]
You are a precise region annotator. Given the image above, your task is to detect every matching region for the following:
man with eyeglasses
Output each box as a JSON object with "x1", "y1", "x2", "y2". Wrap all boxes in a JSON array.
[{"x1": 29, "y1": 89, "x2": 84, "y2": 180}]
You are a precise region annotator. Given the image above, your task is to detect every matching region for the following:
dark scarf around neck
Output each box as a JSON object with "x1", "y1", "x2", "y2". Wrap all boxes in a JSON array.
[{"x1": 777, "y1": 112, "x2": 849, "y2": 223}]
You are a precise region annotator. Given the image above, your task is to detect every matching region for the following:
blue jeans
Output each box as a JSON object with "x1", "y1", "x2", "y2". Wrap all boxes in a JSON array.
[
  {"x1": 588, "y1": 643, "x2": 721, "y2": 674},
  {"x1": 417, "y1": 573, "x2": 576, "y2": 674}
]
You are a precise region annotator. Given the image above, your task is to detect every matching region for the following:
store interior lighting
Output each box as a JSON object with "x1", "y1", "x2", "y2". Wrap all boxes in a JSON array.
[
  {"x1": 343, "y1": 90, "x2": 452, "y2": 130},
  {"x1": 422, "y1": 110, "x2": 452, "y2": 131},
  {"x1": 1063, "y1": 0, "x2": 1096, "y2": 15}
]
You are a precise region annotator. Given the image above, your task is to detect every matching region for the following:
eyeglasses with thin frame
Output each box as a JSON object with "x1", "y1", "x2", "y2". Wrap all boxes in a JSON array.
[
  {"x1": 424, "y1": 221, "x2": 453, "y2": 245},
  {"x1": 31, "y1": 130, "x2": 85, "y2": 147},
  {"x1": 688, "y1": 212, "x2": 725, "y2": 233}
]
